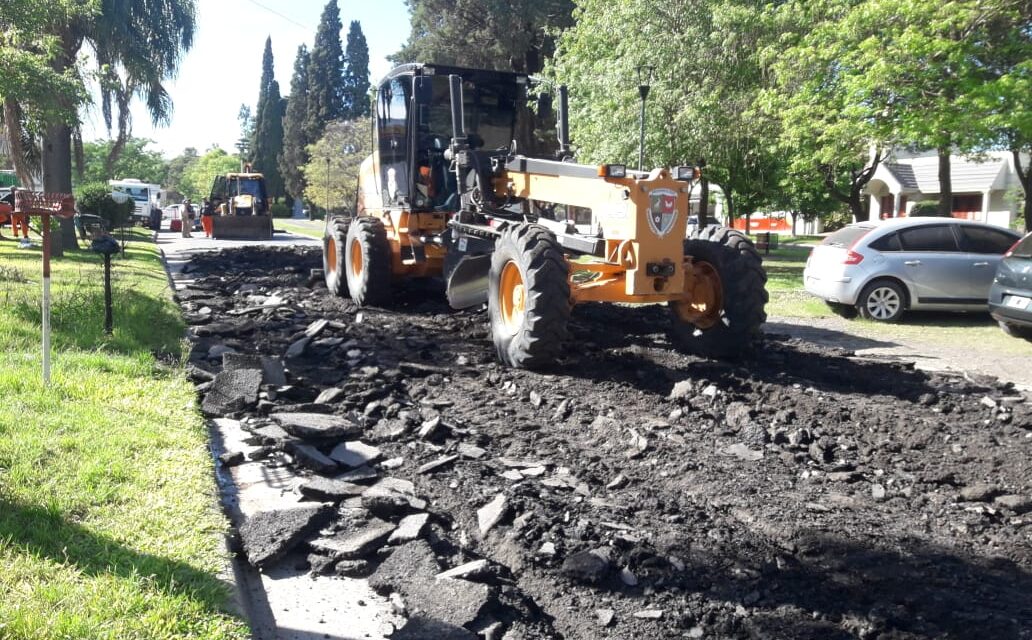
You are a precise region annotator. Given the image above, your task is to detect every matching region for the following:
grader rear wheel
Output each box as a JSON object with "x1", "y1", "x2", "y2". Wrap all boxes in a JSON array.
[
  {"x1": 669, "y1": 226, "x2": 768, "y2": 358},
  {"x1": 488, "y1": 224, "x2": 571, "y2": 369},
  {"x1": 323, "y1": 218, "x2": 350, "y2": 297},
  {"x1": 345, "y1": 216, "x2": 392, "y2": 306}
]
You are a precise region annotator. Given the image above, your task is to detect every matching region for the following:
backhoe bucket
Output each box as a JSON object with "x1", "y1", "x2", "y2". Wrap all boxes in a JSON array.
[{"x1": 212, "y1": 215, "x2": 273, "y2": 241}]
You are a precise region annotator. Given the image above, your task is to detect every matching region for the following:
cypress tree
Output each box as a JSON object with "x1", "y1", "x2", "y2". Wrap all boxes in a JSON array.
[
  {"x1": 306, "y1": 0, "x2": 345, "y2": 141},
  {"x1": 343, "y1": 20, "x2": 371, "y2": 119},
  {"x1": 249, "y1": 36, "x2": 275, "y2": 160},
  {"x1": 251, "y1": 36, "x2": 285, "y2": 199},
  {"x1": 280, "y1": 44, "x2": 311, "y2": 202}
]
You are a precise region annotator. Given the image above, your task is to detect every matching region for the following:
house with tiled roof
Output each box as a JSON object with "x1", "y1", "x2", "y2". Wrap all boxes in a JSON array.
[{"x1": 865, "y1": 150, "x2": 1028, "y2": 228}]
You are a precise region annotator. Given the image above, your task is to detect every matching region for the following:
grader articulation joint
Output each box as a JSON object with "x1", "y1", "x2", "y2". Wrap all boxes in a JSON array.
[{"x1": 322, "y1": 63, "x2": 768, "y2": 369}]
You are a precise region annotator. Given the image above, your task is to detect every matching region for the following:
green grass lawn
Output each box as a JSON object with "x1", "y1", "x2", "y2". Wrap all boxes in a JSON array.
[
  {"x1": 274, "y1": 219, "x2": 322, "y2": 239},
  {"x1": 0, "y1": 230, "x2": 248, "y2": 639}
]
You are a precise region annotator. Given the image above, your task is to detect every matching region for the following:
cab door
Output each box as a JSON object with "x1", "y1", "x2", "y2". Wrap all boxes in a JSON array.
[{"x1": 377, "y1": 76, "x2": 412, "y2": 208}]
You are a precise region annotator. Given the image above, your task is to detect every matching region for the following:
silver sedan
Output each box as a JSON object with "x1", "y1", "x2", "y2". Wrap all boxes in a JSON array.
[{"x1": 803, "y1": 217, "x2": 1020, "y2": 321}]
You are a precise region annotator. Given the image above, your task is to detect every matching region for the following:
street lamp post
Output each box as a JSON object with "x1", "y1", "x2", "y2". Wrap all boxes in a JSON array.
[
  {"x1": 325, "y1": 156, "x2": 330, "y2": 217},
  {"x1": 636, "y1": 65, "x2": 655, "y2": 172}
]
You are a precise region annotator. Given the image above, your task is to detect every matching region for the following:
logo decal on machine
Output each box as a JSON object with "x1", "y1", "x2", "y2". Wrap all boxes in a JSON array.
[{"x1": 647, "y1": 189, "x2": 678, "y2": 237}]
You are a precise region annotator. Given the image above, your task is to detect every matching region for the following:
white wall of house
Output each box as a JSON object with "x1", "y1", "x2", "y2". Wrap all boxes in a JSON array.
[{"x1": 865, "y1": 150, "x2": 1028, "y2": 229}]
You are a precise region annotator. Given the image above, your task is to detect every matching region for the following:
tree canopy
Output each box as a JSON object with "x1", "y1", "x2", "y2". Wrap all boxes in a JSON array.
[
  {"x1": 250, "y1": 37, "x2": 285, "y2": 199},
  {"x1": 343, "y1": 21, "x2": 371, "y2": 119},
  {"x1": 306, "y1": 0, "x2": 346, "y2": 142},
  {"x1": 179, "y1": 147, "x2": 240, "y2": 202},
  {"x1": 280, "y1": 44, "x2": 312, "y2": 202},
  {"x1": 302, "y1": 118, "x2": 372, "y2": 213},
  {"x1": 75, "y1": 137, "x2": 166, "y2": 186},
  {"x1": 392, "y1": 0, "x2": 575, "y2": 73}
]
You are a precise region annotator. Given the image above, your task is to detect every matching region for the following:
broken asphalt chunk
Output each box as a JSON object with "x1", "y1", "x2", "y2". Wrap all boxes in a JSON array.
[
  {"x1": 388, "y1": 513, "x2": 430, "y2": 544},
  {"x1": 310, "y1": 519, "x2": 396, "y2": 559},
  {"x1": 477, "y1": 493, "x2": 509, "y2": 536},
  {"x1": 369, "y1": 540, "x2": 492, "y2": 629},
  {"x1": 287, "y1": 443, "x2": 338, "y2": 474},
  {"x1": 329, "y1": 440, "x2": 382, "y2": 468},
  {"x1": 238, "y1": 503, "x2": 333, "y2": 568},
  {"x1": 201, "y1": 369, "x2": 261, "y2": 416},
  {"x1": 270, "y1": 412, "x2": 361, "y2": 439},
  {"x1": 298, "y1": 476, "x2": 366, "y2": 501}
]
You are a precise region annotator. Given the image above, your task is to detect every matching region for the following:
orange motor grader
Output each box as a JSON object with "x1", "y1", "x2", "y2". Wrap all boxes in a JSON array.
[{"x1": 323, "y1": 64, "x2": 767, "y2": 369}]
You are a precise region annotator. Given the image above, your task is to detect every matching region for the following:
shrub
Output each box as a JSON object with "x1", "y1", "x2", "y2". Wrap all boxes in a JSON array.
[
  {"x1": 269, "y1": 202, "x2": 291, "y2": 218},
  {"x1": 910, "y1": 201, "x2": 946, "y2": 217},
  {"x1": 75, "y1": 182, "x2": 133, "y2": 229}
]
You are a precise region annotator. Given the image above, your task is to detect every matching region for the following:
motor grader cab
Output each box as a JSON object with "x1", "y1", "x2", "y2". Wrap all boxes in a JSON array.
[
  {"x1": 209, "y1": 170, "x2": 273, "y2": 240},
  {"x1": 323, "y1": 63, "x2": 767, "y2": 368}
]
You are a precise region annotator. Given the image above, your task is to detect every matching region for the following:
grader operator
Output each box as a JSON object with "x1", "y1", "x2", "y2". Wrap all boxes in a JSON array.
[{"x1": 322, "y1": 63, "x2": 767, "y2": 369}]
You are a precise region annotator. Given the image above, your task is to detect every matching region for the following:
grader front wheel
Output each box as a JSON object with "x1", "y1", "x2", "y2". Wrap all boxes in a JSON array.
[
  {"x1": 669, "y1": 226, "x2": 768, "y2": 358},
  {"x1": 488, "y1": 224, "x2": 571, "y2": 369}
]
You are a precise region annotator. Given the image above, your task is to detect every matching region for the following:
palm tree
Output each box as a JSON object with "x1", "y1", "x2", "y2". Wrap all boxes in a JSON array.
[
  {"x1": 11, "y1": 0, "x2": 196, "y2": 247},
  {"x1": 4, "y1": 0, "x2": 196, "y2": 195}
]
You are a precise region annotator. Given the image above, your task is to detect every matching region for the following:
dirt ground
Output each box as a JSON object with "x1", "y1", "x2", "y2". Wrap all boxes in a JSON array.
[{"x1": 178, "y1": 245, "x2": 1032, "y2": 640}]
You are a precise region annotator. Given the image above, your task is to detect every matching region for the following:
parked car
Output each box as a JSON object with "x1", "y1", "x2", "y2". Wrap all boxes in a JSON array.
[
  {"x1": 804, "y1": 217, "x2": 1020, "y2": 322},
  {"x1": 988, "y1": 231, "x2": 1032, "y2": 340}
]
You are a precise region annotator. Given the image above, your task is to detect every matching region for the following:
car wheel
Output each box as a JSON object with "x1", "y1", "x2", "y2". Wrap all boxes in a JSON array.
[
  {"x1": 998, "y1": 320, "x2": 1032, "y2": 341},
  {"x1": 857, "y1": 280, "x2": 905, "y2": 322}
]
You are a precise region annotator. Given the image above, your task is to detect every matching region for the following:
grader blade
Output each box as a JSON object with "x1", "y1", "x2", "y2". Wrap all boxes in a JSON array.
[{"x1": 446, "y1": 254, "x2": 490, "y2": 309}]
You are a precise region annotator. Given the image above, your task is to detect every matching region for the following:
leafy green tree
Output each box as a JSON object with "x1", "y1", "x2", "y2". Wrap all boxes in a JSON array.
[
  {"x1": 75, "y1": 137, "x2": 166, "y2": 186},
  {"x1": 179, "y1": 147, "x2": 240, "y2": 202},
  {"x1": 550, "y1": 0, "x2": 781, "y2": 221},
  {"x1": 163, "y1": 147, "x2": 199, "y2": 195},
  {"x1": 74, "y1": 181, "x2": 134, "y2": 228},
  {"x1": 302, "y1": 118, "x2": 372, "y2": 213},
  {"x1": 306, "y1": 0, "x2": 345, "y2": 142},
  {"x1": 343, "y1": 21, "x2": 371, "y2": 119},
  {"x1": 250, "y1": 37, "x2": 285, "y2": 199},
  {"x1": 391, "y1": 0, "x2": 575, "y2": 73},
  {"x1": 236, "y1": 104, "x2": 254, "y2": 159},
  {"x1": 0, "y1": 0, "x2": 91, "y2": 187},
  {"x1": 280, "y1": 45, "x2": 311, "y2": 204}
]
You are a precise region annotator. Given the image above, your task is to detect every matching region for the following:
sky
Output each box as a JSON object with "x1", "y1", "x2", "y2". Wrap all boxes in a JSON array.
[{"x1": 80, "y1": 0, "x2": 410, "y2": 158}]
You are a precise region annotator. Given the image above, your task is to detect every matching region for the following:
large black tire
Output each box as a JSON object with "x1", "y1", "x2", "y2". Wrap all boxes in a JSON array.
[
  {"x1": 323, "y1": 217, "x2": 350, "y2": 297},
  {"x1": 345, "y1": 216, "x2": 392, "y2": 306},
  {"x1": 670, "y1": 226, "x2": 768, "y2": 358},
  {"x1": 856, "y1": 279, "x2": 905, "y2": 322},
  {"x1": 488, "y1": 224, "x2": 571, "y2": 369}
]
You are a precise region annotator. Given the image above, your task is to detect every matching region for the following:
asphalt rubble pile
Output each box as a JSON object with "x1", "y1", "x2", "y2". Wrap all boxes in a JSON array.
[{"x1": 177, "y1": 245, "x2": 1032, "y2": 640}]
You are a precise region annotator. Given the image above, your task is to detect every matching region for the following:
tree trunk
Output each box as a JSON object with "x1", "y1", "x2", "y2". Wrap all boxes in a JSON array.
[
  {"x1": 42, "y1": 123, "x2": 79, "y2": 250},
  {"x1": 698, "y1": 177, "x2": 709, "y2": 227},
  {"x1": 1014, "y1": 148, "x2": 1031, "y2": 232},
  {"x1": 937, "y1": 145, "x2": 953, "y2": 218},
  {"x1": 849, "y1": 193, "x2": 867, "y2": 222}
]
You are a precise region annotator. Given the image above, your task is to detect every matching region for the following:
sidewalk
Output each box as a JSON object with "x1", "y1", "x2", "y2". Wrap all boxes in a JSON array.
[{"x1": 158, "y1": 228, "x2": 399, "y2": 640}]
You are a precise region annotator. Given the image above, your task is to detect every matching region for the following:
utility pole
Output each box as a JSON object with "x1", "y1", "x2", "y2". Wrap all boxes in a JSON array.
[
  {"x1": 637, "y1": 65, "x2": 655, "y2": 172},
  {"x1": 325, "y1": 156, "x2": 330, "y2": 217}
]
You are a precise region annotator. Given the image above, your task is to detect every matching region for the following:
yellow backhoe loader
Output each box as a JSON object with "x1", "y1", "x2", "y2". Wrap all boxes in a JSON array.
[
  {"x1": 209, "y1": 169, "x2": 273, "y2": 240},
  {"x1": 323, "y1": 64, "x2": 767, "y2": 369}
]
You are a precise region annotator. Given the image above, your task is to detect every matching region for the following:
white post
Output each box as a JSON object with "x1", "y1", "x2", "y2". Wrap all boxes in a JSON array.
[
  {"x1": 981, "y1": 190, "x2": 991, "y2": 223},
  {"x1": 892, "y1": 192, "x2": 902, "y2": 218},
  {"x1": 42, "y1": 276, "x2": 51, "y2": 384}
]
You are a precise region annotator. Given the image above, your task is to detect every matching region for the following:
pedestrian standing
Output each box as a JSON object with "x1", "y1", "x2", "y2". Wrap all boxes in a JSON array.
[
  {"x1": 201, "y1": 197, "x2": 214, "y2": 238},
  {"x1": 180, "y1": 199, "x2": 193, "y2": 238}
]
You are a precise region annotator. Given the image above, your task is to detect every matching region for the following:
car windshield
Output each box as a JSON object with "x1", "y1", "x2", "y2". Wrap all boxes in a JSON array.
[
  {"x1": 1011, "y1": 233, "x2": 1032, "y2": 258},
  {"x1": 821, "y1": 225, "x2": 872, "y2": 248}
]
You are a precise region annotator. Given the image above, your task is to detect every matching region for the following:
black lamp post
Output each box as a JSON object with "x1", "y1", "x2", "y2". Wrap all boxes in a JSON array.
[
  {"x1": 325, "y1": 156, "x2": 331, "y2": 217},
  {"x1": 636, "y1": 65, "x2": 655, "y2": 172},
  {"x1": 90, "y1": 235, "x2": 120, "y2": 335}
]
